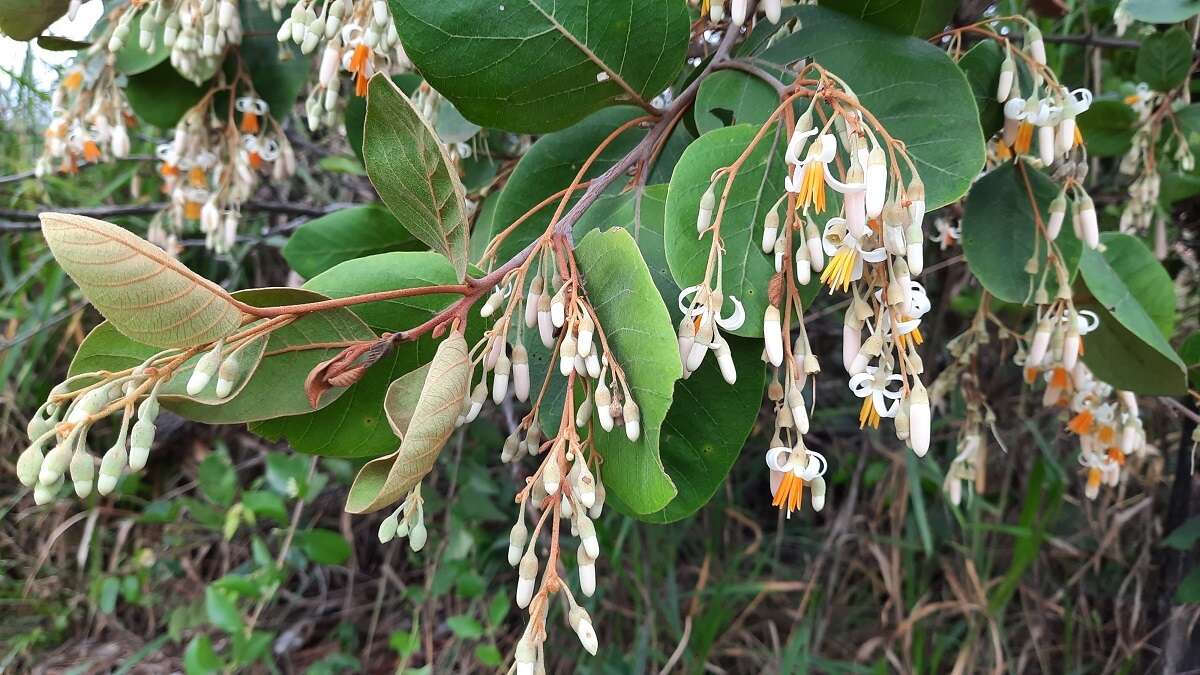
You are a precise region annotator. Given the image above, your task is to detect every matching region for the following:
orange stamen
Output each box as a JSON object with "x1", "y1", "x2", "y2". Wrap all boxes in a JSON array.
[
  {"x1": 248, "y1": 151, "x2": 263, "y2": 170},
  {"x1": 1106, "y1": 447, "x2": 1125, "y2": 466},
  {"x1": 1014, "y1": 122, "x2": 1034, "y2": 155},
  {"x1": 240, "y1": 111, "x2": 260, "y2": 134},
  {"x1": 63, "y1": 70, "x2": 83, "y2": 90},
  {"x1": 189, "y1": 167, "x2": 207, "y2": 188},
  {"x1": 82, "y1": 140, "x2": 101, "y2": 162},
  {"x1": 184, "y1": 201, "x2": 202, "y2": 220},
  {"x1": 1097, "y1": 425, "x2": 1115, "y2": 446},
  {"x1": 1024, "y1": 367, "x2": 1040, "y2": 384},
  {"x1": 1068, "y1": 410, "x2": 1094, "y2": 435}
]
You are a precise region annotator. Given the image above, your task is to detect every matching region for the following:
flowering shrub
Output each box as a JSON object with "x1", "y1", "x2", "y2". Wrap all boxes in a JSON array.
[{"x1": 4, "y1": 0, "x2": 1199, "y2": 670}]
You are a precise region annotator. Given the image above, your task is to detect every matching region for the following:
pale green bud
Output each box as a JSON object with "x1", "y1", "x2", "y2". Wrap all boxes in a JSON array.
[
  {"x1": 70, "y1": 447, "x2": 95, "y2": 498},
  {"x1": 129, "y1": 420, "x2": 156, "y2": 471}
]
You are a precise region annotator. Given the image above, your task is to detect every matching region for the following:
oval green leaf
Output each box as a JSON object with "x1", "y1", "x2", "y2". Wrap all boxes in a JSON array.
[
  {"x1": 694, "y1": 70, "x2": 779, "y2": 136},
  {"x1": 41, "y1": 213, "x2": 244, "y2": 348},
  {"x1": 388, "y1": 0, "x2": 689, "y2": 133},
  {"x1": 1136, "y1": 27, "x2": 1192, "y2": 93},
  {"x1": 822, "y1": 0, "x2": 957, "y2": 37},
  {"x1": 282, "y1": 204, "x2": 426, "y2": 279}
]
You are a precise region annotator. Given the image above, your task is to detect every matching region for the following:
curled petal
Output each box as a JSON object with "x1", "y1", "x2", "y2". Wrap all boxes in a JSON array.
[
  {"x1": 859, "y1": 245, "x2": 888, "y2": 263},
  {"x1": 677, "y1": 285, "x2": 703, "y2": 315},
  {"x1": 817, "y1": 134, "x2": 838, "y2": 163},
  {"x1": 848, "y1": 372, "x2": 875, "y2": 397},
  {"x1": 765, "y1": 446, "x2": 792, "y2": 472},
  {"x1": 1076, "y1": 309, "x2": 1100, "y2": 333},
  {"x1": 822, "y1": 162, "x2": 866, "y2": 194},
  {"x1": 873, "y1": 391, "x2": 900, "y2": 418},
  {"x1": 716, "y1": 295, "x2": 745, "y2": 331}
]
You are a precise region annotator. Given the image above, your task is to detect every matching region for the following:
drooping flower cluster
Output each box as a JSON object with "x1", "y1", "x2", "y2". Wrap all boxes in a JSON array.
[
  {"x1": 279, "y1": 0, "x2": 411, "y2": 130},
  {"x1": 681, "y1": 69, "x2": 933, "y2": 518},
  {"x1": 111, "y1": 0, "x2": 246, "y2": 84},
  {"x1": 38, "y1": 67, "x2": 134, "y2": 177},
  {"x1": 150, "y1": 96, "x2": 295, "y2": 253}
]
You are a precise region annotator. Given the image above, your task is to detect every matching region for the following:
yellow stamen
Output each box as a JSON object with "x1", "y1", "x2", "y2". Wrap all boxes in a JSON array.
[
  {"x1": 798, "y1": 162, "x2": 826, "y2": 213},
  {"x1": 1014, "y1": 122, "x2": 1034, "y2": 155},
  {"x1": 772, "y1": 472, "x2": 805, "y2": 516},
  {"x1": 819, "y1": 247, "x2": 857, "y2": 294},
  {"x1": 858, "y1": 397, "x2": 880, "y2": 429}
]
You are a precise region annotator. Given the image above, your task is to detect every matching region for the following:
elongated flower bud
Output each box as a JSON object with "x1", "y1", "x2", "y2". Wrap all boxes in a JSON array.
[
  {"x1": 17, "y1": 437, "x2": 48, "y2": 487},
  {"x1": 788, "y1": 385, "x2": 809, "y2": 435},
  {"x1": 524, "y1": 277, "x2": 543, "y2": 328},
  {"x1": 1118, "y1": 390, "x2": 1139, "y2": 417},
  {"x1": 907, "y1": 177, "x2": 925, "y2": 226},
  {"x1": 697, "y1": 185, "x2": 716, "y2": 234},
  {"x1": 512, "y1": 345, "x2": 530, "y2": 402},
  {"x1": 69, "y1": 444, "x2": 94, "y2": 498},
  {"x1": 1026, "y1": 25, "x2": 1046, "y2": 65},
  {"x1": 1027, "y1": 318, "x2": 1053, "y2": 367},
  {"x1": 623, "y1": 399, "x2": 640, "y2": 442},
  {"x1": 1047, "y1": 192, "x2": 1066, "y2": 240},
  {"x1": 595, "y1": 383, "x2": 614, "y2": 431},
  {"x1": 96, "y1": 441, "x2": 127, "y2": 496},
  {"x1": 543, "y1": 455, "x2": 561, "y2": 495},
  {"x1": 575, "y1": 391, "x2": 593, "y2": 427},
  {"x1": 187, "y1": 342, "x2": 223, "y2": 395},
  {"x1": 763, "y1": 306, "x2": 784, "y2": 367},
  {"x1": 67, "y1": 386, "x2": 109, "y2": 424},
  {"x1": 997, "y1": 53, "x2": 1015, "y2": 101},
  {"x1": 378, "y1": 512, "x2": 399, "y2": 543},
  {"x1": 507, "y1": 516, "x2": 529, "y2": 567},
  {"x1": 730, "y1": 0, "x2": 748, "y2": 25},
  {"x1": 1037, "y1": 124, "x2": 1055, "y2": 167},
  {"x1": 409, "y1": 520, "x2": 427, "y2": 551},
  {"x1": 578, "y1": 543, "x2": 597, "y2": 596},
  {"x1": 905, "y1": 223, "x2": 924, "y2": 275},
  {"x1": 34, "y1": 476, "x2": 63, "y2": 505},
  {"x1": 1077, "y1": 193, "x2": 1099, "y2": 249},
  {"x1": 806, "y1": 221, "x2": 824, "y2": 272},
  {"x1": 575, "y1": 313, "x2": 596, "y2": 357},
  {"x1": 215, "y1": 348, "x2": 242, "y2": 398},
  {"x1": 586, "y1": 352, "x2": 601, "y2": 378},
  {"x1": 40, "y1": 440, "x2": 74, "y2": 486},
  {"x1": 129, "y1": 419, "x2": 156, "y2": 471},
  {"x1": 1062, "y1": 320, "x2": 1081, "y2": 371},
  {"x1": 865, "y1": 146, "x2": 887, "y2": 219},
  {"x1": 677, "y1": 318, "x2": 696, "y2": 374},
  {"x1": 559, "y1": 333, "x2": 577, "y2": 376},
  {"x1": 569, "y1": 605, "x2": 599, "y2": 655},
  {"x1": 550, "y1": 287, "x2": 566, "y2": 328},
  {"x1": 537, "y1": 294, "x2": 555, "y2": 347},
  {"x1": 842, "y1": 314, "x2": 862, "y2": 373},
  {"x1": 763, "y1": 0, "x2": 781, "y2": 22},
  {"x1": 480, "y1": 288, "x2": 503, "y2": 317},
  {"x1": 810, "y1": 475, "x2": 827, "y2": 512},
  {"x1": 908, "y1": 383, "x2": 931, "y2": 457},
  {"x1": 464, "y1": 383, "x2": 487, "y2": 424},
  {"x1": 492, "y1": 354, "x2": 511, "y2": 404},
  {"x1": 714, "y1": 335, "x2": 737, "y2": 384},
  {"x1": 762, "y1": 209, "x2": 779, "y2": 254},
  {"x1": 516, "y1": 549, "x2": 538, "y2": 608}
]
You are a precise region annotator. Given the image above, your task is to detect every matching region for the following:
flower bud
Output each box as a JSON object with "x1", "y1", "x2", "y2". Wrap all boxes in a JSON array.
[
  {"x1": 550, "y1": 287, "x2": 566, "y2": 328},
  {"x1": 788, "y1": 385, "x2": 809, "y2": 434},
  {"x1": 17, "y1": 439, "x2": 47, "y2": 487},
  {"x1": 408, "y1": 520, "x2": 427, "y2": 552},
  {"x1": 1026, "y1": 25, "x2": 1046, "y2": 65},
  {"x1": 697, "y1": 185, "x2": 716, "y2": 234},
  {"x1": 1037, "y1": 124, "x2": 1055, "y2": 167},
  {"x1": 537, "y1": 294, "x2": 555, "y2": 347},
  {"x1": 508, "y1": 517, "x2": 528, "y2": 566},
  {"x1": 806, "y1": 221, "x2": 824, "y2": 272},
  {"x1": 569, "y1": 605, "x2": 599, "y2": 655},
  {"x1": 762, "y1": 305, "x2": 784, "y2": 367},
  {"x1": 1027, "y1": 318, "x2": 1053, "y2": 367},
  {"x1": 98, "y1": 442, "x2": 127, "y2": 496},
  {"x1": 492, "y1": 354, "x2": 511, "y2": 404},
  {"x1": 865, "y1": 145, "x2": 887, "y2": 219},
  {"x1": 761, "y1": 209, "x2": 779, "y2": 254},
  {"x1": 585, "y1": 352, "x2": 601, "y2": 379},
  {"x1": 623, "y1": 399, "x2": 640, "y2": 442},
  {"x1": 464, "y1": 382, "x2": 487, "y2": 424},
  {"x1": 515, "y1": 636, "x2": 537, "y2": 675},
  {"x1": 575, "y1": 391, "x2": 593, "y2": 427},
  {"x1": 40, "y1": 440, "x2": 74, "y2": 486},
  {"x1": 576, "y1": 314, "x2": 595, "y2": 357},
  {"x1": 67, "y1": 386, "x2": 109, "y2": 424},
  {"x1": 70, "y1": 445, "x2": 95, "y2": 498},
  {"x1": 1047, "y1": 192, "x2": 1066, "y2": 240},
  {"x1": 524, "y1": 277, "x2": 543, "y2": 328},
  {"x1": 842, "y1": 314, "x2": 862, "y2": 373},
  {"x1": 578, "y1": 543, "x2": 597, "y2": 596},
  {"x1": 559, "y1": 334, "x2": 577, "y2": 376},
  {"x1": 129, "y1": 419, "x2": 156, "y2": 471},
  {"x1": 1077, "y1": 193, "x2": 1099, "y2": 249},
  {"x1": 516, "y1": 549, "x2": 538, "y2": 608},
  {"x1": 187, "y1": 342, "x2": 223, "y2": 395},
  {"x1": 997, "y1": 53, "x2": 1016, "y2": 101},
  {"x1": 215, "y1": 348, "x2": 242, "y2": 398},
  {"x1": 543, "y1": 455, "x2": 561, "y2": 495},
  {"x1": 908, "y1": 382, "x2": 931, "y2": 457},
  {"x1": 595, "y1": 383, "x2": 614, "y2": 431},
  {"x1": 810, "y1": 475, "x2": 827, "y2": 512},
  {"x1": 34, "y1": 476, "x2": 63, "y2": 505},
  {"x1": 378, "y1": 512, "x2": 399, "y2": 543},
  {"x1": 512, "y1": 345, "x2": 530, "y2": 402},
  {"x1": 713, "y1": 334, "x2": 737, "y2": 384}
]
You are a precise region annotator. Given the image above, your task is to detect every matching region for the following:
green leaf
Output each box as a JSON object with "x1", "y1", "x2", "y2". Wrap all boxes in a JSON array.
[
  {"x1": 384, "y1": 364, "x2": 431, "y2": 437},
  {"x1": 124, "y1": 61, "x2": 210, "y2": 128},
  {"x1": 345, "y1": 73, "x2": 422, "y2": 165},
  {"x1": 364, "y1": 75, "x2": 470, "y2": 279},
  {"x1": 957, "y1": 40, "x2": 1004, "y2": 139},
  {"x1": 574, "y1": 228, "x2": 682, "y2": 515},
  {"x1": 295, "y1": 528, "x2": 353, "y2": 565},
  {"x1": 576, "y1": 186, "x2": 766, "y2": 521},
  {"x1": 664, "y1": 125, "x2": 816, "y2": 339},
  {"x1": 388, "y1": 0, "x2": 689, "y2": 133},
  {"x1": 475, "y1": 644, "x2": 503, "y2": 666},
  {"x1": 282, "y1": 205, "x2": 426, "y2": 279},
  {"x1": 238, "y1": 2, "x2": 310, "y2": 119},
  {"x1": 37, "y1": 35, "x2": 89, "y2": 51},
  {"x1": 205, "y1": 587, "x2": 244, "y2": 634},
  {"x1": 98, "y1": 576, "x2": 120, "y2": 614},
  {"x1": 1122, "y1": 0, "x2": 1200, "y2": 23},
  {"x1": 198, "y1": 452, "x2": 237, "y2": 507},
  {"x1": 1136, "y1": 27, "x2": 1192, "y2": 93},
  {"x1": 1177, "y1": 565, "x2": 1200, "y2": 604},
  {"x1": 1077, "y1": 99, "x2": 1138, "y2": 158},
  {"x1": 183, "y1": 635, "x2": 223, "y2": 674},
  {"x1": 490, "y1": 106, "x2": 686, "y2": 262},
  {"x1": 69, "y1": 288, "x2": 377, "y2": 424},
  {"x1": 1079, "y1": 232, "x2": 1185, "y2": 395},
  {"x1": 758, "y1": 6, "x2": 986, "y2": 208},
  {"x1": 114, "y1": 11, "x2": 168, "y2": 75},
  {"x1": 251, "y1": 253, "x2": 463, "y2": 458},
  {"x1": 822, "y1": 0, "x2": 957, "y2": 37},
  {"x1": 0, "y1": 0, "x2": 69, "y2": 40},
  {"x1": 960, "y1": 161, "x2": 1082, "y2": 304},
  {"x1": 41, "y1": 213, "x2": 244, "y2": 349},
  {"x1": 446, "y1": 615, "x2": 484, "y2": 640},
  {"x1": 240, "y1": 490, "x2": 288, "y2": 525},
  {"x1": 694, "y1": 70, "x2": 779, "y2": 136},
  {"x1": 1164, "y1": 516, "x2": 1200, "y2": 550}
]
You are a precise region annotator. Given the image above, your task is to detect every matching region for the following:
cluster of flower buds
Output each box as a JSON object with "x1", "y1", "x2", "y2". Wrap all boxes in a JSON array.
[
  {"x1": 1018, "y1": 308, "x2": 1149, "y2": 498},
  {"x1": 702, "y1": 0, "x2": 784, "y2": 25},
  {"x1": 992, "y1": 29, "x2": 1093, "y2": 170},
  {"x1": 37, "y1": 68, "x2": 134, "y2": 177},
  {"x1": 944, "y1": 420, "x2": 984, "y2": 507},
  {"x1": 112, "y1": 0, "x2": 244, "y2": 85},
  {"x1": 1116, "y1": 83, "x2": 1189, "y2": 257},
  {"x1": 286, "y1": 0, "x2": 410, "y2": 130},
  {"x1": 18, "y1": 325, "x2": 268, "y2": 505},
  {"x1": 377, "y1": 484, "x2": 428, "y2": 552},
  {"x1": 151, "y1": 97, "x2": 295, "y2": 253},
  {"x1": 18, "y1": 371, "x2": 163, "y2": 504}
]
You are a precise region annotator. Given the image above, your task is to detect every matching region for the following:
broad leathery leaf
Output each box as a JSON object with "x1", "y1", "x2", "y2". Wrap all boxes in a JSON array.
[
  {"x1": 1077, "y1": 99, "x2": 1138, "y2": 158},
  {"x1": 1136, "y1": 27, "x2": 1192, "y2": 93},
  {"x1": 577, "y1": 187, "x2": 765, "y2": 521},
  {"x1": 250, "y1": 252, "x2": 471, "y2": 458},
  {"x1": 694, "y1": 70, "x2": 778, "y2": 136},
  {"x1": 0, "y1": 0, "x2": 69, "y2": 40},
  {"x1": 385, "y1": 364, "x2": 431, "y2": 437},
  {"x1": 491, "y1": 106, "x2": 689, "y2": 262},
  {"x1": 363, "y1": 75, "x2": 470, "y2": 279},
  {"x1": 282, "y1": 204, "x2": 426, "y2": 279},
  {"x1": 960, "y1": 161, "x2": 1082, "y2": 304},
  {"x1": 345, "y1": 332, "x2": 470, "y2": 514},
  {"x1": 123, "y1": 60, "x2": 210, "y2": 128},
  {"x1": 345, "y1": 74, "x2": 421, "y2": 165},
  {"x1": 68, "y1": 288, "x2": 377, "y2": 423},
  {"x1": 40, "y1": 213, "x2": 244, "y2": 348},
  {"x1": 575, "y1": 228, "x2": 682, "y2": 515},
  {"x1": 664, "y1": 125, "x2": 818, "y2": 339},
  {"x1": 388, "y1": 0, "x2": 689, "y2": 133},
  {"x1": 822, "y1": 0, "x2": 957, "y2": 37},
  {"x1": 1122, "y1": 0, "x2": 1200, "y2": 23},
  {"x1": 1079, "y1": 233, "x2": 1184, "y2": 395},
  {"x1": 757, "y1": 6, "x2": 985, "y2": 208}
]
